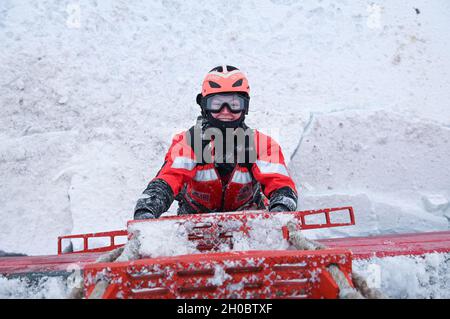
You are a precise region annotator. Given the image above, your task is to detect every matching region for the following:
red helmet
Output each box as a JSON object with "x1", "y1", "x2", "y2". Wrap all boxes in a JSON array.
[{"x1": 201, "y1": 65, "x2": 250, "y2": 97}]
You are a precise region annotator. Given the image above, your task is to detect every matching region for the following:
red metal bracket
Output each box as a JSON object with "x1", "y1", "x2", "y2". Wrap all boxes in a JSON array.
[
  {"x1": 128, "y1": 206, "x2": 355, "y2": 230},
  {"x1": 57, "y1": 230, "x2": 128, "y2": 255}
]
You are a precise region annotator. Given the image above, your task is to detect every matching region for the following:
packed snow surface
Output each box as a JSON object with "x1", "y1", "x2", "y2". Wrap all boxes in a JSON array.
[
  {"x1": 354, "y1": 253, "x2": 450, "y2": 299},
  {"x1": 292, "y1": 110, "x2": 450, "y2": 240},
  {"x1": 0, "y1": 275, "x2": 69, "y2": 299}
]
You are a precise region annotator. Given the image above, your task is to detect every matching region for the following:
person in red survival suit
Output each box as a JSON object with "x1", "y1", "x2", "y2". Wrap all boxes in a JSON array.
[{"x1": 134, "y1": 65, "x2": 298, "y2": 219}]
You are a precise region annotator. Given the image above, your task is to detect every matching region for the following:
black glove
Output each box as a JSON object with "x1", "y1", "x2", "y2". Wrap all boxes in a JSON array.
[
  {"x1": 134, "y1": 210, "x2": 156, "y2": 220},
  {"x1": 268, "y1": 187, "x2": 298, "y2": 212},
  {"x1": 133, "y1": 179, "x2": 174, "y2": 220},
  {"x1": 269, "y1": 204, "x2": 290, "y2": 212}
]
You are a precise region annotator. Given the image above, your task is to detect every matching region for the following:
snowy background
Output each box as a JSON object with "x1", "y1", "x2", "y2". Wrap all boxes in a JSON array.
[{"x1": 0, "y1": 0, "x2": 449, "y2": 256}]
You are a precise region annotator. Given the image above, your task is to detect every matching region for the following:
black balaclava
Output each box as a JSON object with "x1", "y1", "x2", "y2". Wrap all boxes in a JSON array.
[
  {"x1": 205, "y1": 110, "x2": 246, "y2": 130},
  {"x1": 195, "y1": 93, "x2": 252, "y2": 177}
]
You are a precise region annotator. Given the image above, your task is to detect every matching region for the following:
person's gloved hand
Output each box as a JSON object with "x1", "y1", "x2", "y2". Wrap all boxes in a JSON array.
[
  {"x1": 268, "y1": 187, "x2": 298, "y2": 212},
  {"x1": 134, "y1": 210, "x2": 156, "y2": 220},
  {"x1": 269, "y1": 204, "x2": 289, "y2": 212},
  {"x1": 133, "y1": 179, "x2": 174, "y2": 220}
]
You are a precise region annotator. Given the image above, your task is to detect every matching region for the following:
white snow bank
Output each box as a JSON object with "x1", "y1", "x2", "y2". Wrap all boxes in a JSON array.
[
  {"x1": 354, "y1": 252, "x2": 450, "y2": 299},
  {"x1": 0, "y1": 275, "x2": 69, "y2": 299},
  {"x1": 290, "y1": 110, "x2": 450, "y2": 238},
  {"x1": 0, "y1": 131, "x2": 80, "y2": 255}
]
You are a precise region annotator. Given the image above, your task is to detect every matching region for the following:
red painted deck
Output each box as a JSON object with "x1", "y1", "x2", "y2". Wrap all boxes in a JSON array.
[
  {"x1": 1, "y1": 231, "x2": 449, "y2": 276},
  {"x1": 0, "y1": 251, "x2": 103, "y2": 275},
  {"x1": 318, "y1": 230, "x2": 450, "y2": 259}
]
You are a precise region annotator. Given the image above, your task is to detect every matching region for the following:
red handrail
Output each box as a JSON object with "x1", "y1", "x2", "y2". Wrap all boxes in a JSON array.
[
  {"x1": 58, "y1": 207, "x2": 355, "y2": 255},
  {"x1": 57, "y1": 230, "x2": 128, "y2": 255}
]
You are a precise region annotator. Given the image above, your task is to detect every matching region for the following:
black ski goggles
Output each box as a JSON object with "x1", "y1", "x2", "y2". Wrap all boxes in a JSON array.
[{"x1": 203, "y1": 93, "x2": 249, "y2": 113}]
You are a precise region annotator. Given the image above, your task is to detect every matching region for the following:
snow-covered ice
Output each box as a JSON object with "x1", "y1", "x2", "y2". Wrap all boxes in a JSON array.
[
  {"x1": 0, "y1": 275, "x2": 69, "y2": 299},
  {"x1": 291, "y1": 110, "x2": 450, "y2": 239},
  {"x1": 354, "y1": 252, "x2": 450, "y2": 299}
]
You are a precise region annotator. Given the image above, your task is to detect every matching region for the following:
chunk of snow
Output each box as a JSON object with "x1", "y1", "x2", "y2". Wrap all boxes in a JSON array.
[
  {"x1": 422, "y1": 194, "x2": 449, "y2": 213},
  {"x1": 353, "y1": 253, "x2": 450, "y2": 299},
  {"x1": 0, "y1": 276, "x2": 69, "y2": 299}
]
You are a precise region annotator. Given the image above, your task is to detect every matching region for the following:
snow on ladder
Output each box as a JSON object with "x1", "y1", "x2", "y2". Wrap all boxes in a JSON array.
[
  {"x1": 83, "y1": 249, "x2": 353, "y2": 299},
  {"x1": 58, "y1": 207, "x2": 355, "y2": 255},
  {"x1": 128, "y1": 206, "x2": 355, "y2": 252},
  {"x1": 81, "y1": 207, "x2": 355, "y2": 299}
]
